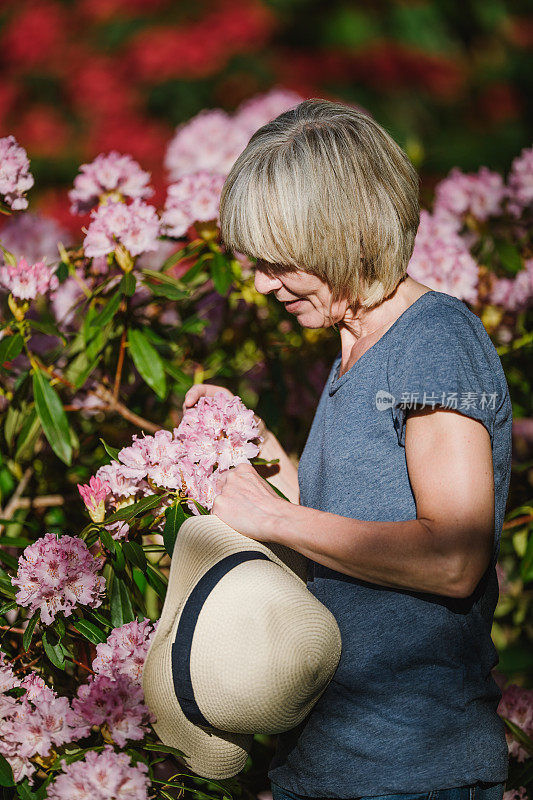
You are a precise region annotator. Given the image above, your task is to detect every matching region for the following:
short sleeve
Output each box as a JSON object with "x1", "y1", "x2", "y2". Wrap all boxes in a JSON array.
[{"x1": 386, "y1": 303, "x2": 500, "y2": 448}]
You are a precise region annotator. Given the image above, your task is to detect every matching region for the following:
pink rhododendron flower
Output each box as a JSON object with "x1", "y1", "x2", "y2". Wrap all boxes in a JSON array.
[
  {"x1": 92, "y1": 618, "x2": 158, "y2": 684},
  {"x1": 0, "y1": 135, "x2": 34, "y2": 210},
  {"x1": 161, "y1": 170, "x2": 226, "y2": 238},
  {"x1": 95, "y1": 460, "x2": 143, "y2": 498},
  {"x1": 0, "y1": 211, "x2": 72, "y2": 267},
  {"x1": 69, "y1": 151, "x2": 154, "y2": 215},
  {"x1": 506, "y1": 145, "x2": 533, "y2": 217},
  {"x1": 11, "y1": 532, "x2": 106, "y2": 625},
  {"x1": 77, "y1": 475, "x2": 111, "y2": 523},
  {"x1": 70, "y1": 672, "x2": 155, "y2": 747},
  {"x1": 497, "y1": 682, "x2": 533, "y2": 762},
  {"x1": 489, "y1": 259, "x2": 533, "y2": 311},
  {"x1": 164, "y1": 108, "x2": 249, "y2": 181},
  {"x1": 103, "y1": 519, "x2": 131, "y2": 541},
  {"x1": 88, "y1": 392, "x2": 262, "y2": 519},
  {"x1": 0, "y1": 656, "x2": 78, "y2": 784},
  {"x1": 46, "y1": 745, "x2": 150, "y2": 800},
  {"x1": 434, "y1": 165, "x2": 506, "y2": 225},
  {"x1": 407, "y1": 210, "x2": 479, "y2": 303},
  {"x1": 83, "y1": 197, "x2": 160, "y2": 258},
  {"x1": 234, "y1": 86, "x2": 304, "y2": 137},
  {"x1": 0, "y1": 255, "x2": 59, "y2": 301},
  {"x1": 503, "y1": 789, "x2": 528, "y2": 800}
]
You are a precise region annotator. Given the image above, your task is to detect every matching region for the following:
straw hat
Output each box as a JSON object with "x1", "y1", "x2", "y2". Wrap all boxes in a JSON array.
[{"x1": 142, "y1": 514, "x2": 342, "y2": 780}]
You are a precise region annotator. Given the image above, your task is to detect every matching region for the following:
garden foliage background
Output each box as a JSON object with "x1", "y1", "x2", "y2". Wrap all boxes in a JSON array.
[{"x1": 0, "y1": 0, "x2": 532, "y2": 798}]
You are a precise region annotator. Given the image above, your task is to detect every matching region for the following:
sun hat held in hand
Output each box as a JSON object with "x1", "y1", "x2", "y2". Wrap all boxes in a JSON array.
[{"x1": 142, "y1": 514, "x2": 342, "y2": 780}]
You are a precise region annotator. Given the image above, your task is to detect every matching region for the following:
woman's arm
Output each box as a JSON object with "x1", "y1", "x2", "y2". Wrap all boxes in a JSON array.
[
  {"x1": 212, "y1": 407, "x2": 495, "y2": 599},
  {"x1": 264, "y1": 407, "x2": 495, "y2": 599}
]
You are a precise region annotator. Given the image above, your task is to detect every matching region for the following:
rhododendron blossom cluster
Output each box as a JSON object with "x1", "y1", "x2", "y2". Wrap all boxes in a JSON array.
[
  {"x1": 506, "y1": 145, "x2": 533, "y2": 217},
  {"x1": 92, "y1": 619, "x2": 158, "y2": 685},
  {"x1": 70, "y1": 672, "x2": 155, "y2": 747},
  {"x1": 497, "y1": 681, "x2": 533, "y2": 762},
  {"x1": 11, "y1": 532, "x2": 106, "y2": 624},
  {"x1": 164, "y1": 88, "x2": 304, "y2": 180},
  {"x1": 69, "y1": 151, "x2": 154, "y2": 215},
  {"x1": 78, "y1": 391, "x2": 263, "y2": 526},
  {"x1": 407, "y1": 149, "x2": 533, "y2": 308},
  {"x1": 408, "y1": 209, "x2": 479, "y2": 303},
  {"x1": 46, "y1": 745, "x2": 150, "y2": 800},
  {"x1": 0, "y1": 135, "x2": 34, "y2": 210},
  {"x1": 433, "y1": 165, "x2": 507, "y2": 225},
  {"x1": 83, "y1": 197, "x2": 161, "y2": 259},
  {"x1": 0, "y1": 255, "x2": 59, "y2": 301},
  {"x1": 161, "y1": 170, "x2": 226, "y2": 238},
  {"x1": 0, "y1": 211, "x2": 72, "y2": 266},
  {"x1": 0, "y1": 653, "x2": 78, "y2": 783}
]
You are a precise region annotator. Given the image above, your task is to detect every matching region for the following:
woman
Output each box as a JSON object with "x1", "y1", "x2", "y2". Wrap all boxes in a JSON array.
[{"x1": 183, "y1": 100, "x2": 512, "y2": 800}]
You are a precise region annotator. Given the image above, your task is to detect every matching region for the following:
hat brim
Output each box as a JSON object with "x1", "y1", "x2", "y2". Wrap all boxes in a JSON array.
[{"x1": 142, "y1": 514, "x2": 308, "y2": 779}]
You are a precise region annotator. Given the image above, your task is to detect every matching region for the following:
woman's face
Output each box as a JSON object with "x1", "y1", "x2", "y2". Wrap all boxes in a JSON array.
[{"x1": 254, "y1": 264, "x2": 347, "y2": 328}]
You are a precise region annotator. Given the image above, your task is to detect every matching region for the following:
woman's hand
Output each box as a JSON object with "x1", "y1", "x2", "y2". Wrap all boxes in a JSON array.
[
  {"x1": 211, "y1": 463, "x2": 289, "y2": 543},
  {"x1": 182, "y1": 383, "x2": 268, "y2": 438}
]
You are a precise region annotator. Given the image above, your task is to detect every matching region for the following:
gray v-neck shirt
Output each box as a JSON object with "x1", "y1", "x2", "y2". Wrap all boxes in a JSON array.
[{"x1": 268, "y1": 290, "x2": 512, "y2": 797}]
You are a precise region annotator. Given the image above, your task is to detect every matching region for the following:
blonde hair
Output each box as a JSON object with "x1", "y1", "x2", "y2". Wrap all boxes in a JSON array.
[{"x1": 219, "y1": 98, "x2": 420, "y2": 312}]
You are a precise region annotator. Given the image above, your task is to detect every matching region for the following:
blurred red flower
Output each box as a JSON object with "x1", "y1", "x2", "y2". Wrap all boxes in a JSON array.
[{"x1": 1, "y1": 1, "x2": 67, "y2": 72}]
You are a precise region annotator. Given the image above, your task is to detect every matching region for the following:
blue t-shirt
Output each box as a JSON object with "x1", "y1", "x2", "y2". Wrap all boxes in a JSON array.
[{"x1": 268, "y1": 290, "x2": 512, "y2": 797}]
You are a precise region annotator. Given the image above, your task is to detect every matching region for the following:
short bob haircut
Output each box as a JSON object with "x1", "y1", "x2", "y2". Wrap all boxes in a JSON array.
[{"x1": 219, "y1": 98, "x2": 420, "y2": 312}]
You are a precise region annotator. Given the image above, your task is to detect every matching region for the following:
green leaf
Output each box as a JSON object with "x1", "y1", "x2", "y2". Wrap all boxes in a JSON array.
[
  {"x1": 0, "y1": 576, "x2": 16, "y2": 598},
  {"x1": 71, "y1": 618, "x2": 107, "y2": 644},
  {"x1": 178, "y1": 315, "x2": 207, "y2": 335},
  {"x1": 0, "y1": 549, "x2": 18, "y2": 570},
  {"x1": 110, "y1": 575, "x2": 135, "y2": 627},
  {"x1": 122, "y1": 540, "x2": 148, "y2": 571},
  {"x1": 0, "y1": 600, "x2": 17, "y2": 615},
  {"x1": 143, "y1": 741, "x2": 187, "y2": 758},
  {"x1": 112, "y1": 541, "x2": 126, "y2": 573},
  {"x1": 521, "y1": 530, "x2": 533, "y2": 583},
  {"x1": 42, "y1": 630, "x2": 67, "y2": 670},
  {"x1": 32, "y1": 369, "x2": 72, "y2": 465},
  {"x1": 99, "y1": 527, "x2": 116, "y2": 554},
  {"x1": 495, "y1": 239, "x2": 523, "y2": 276},
  {"x1": 26, "y1": 318, "x2": 67, "y2": 345},
  {"x1": 64, "y1": 351, "x2": 102, "y2": 390},
  {"x1": 0, "y1": 753, "x2": 14, "y2": 787},
  {"x1": 0, "y1": 536, "x2": 31, "y2": 547},
  {"x1": 99, "y1": 438, "x2": 120, "y2": 462},
  {"x1": 85, "y1": 609, "x2": 113, "y2": 629},
  {"x1": 23, "y1": 611, "x2": 39, "y2": 651},
  {"x1": 120, "y1": 272, "x2": 137, "y2": 297},
  {"x1": 163, "y1": 502, "x2": 187, "y2": 557},
  {"x1": 16, "y1": 777, "x2": 38, "y2": 799},
  {"x1": 180, "y1": 256, "x2": 208, "y2": 284},
  {"x1": 103, "y1": 493, "x2": 162, "y2": 524},
  {"x1": 89, "y1": 291, "x2": 122, "y2": 330},
  {"x1": 15, "y1": 406, "x2": 42, "y2": 462},
  {"x1": 210, "y1": 250, "x2": 233, "y2": 295},
  {"x1": 145, "y1": 564, "x2": 168, "y2": 601},
  {"x1": 127, "y1": 328, "x2": 167, "y2": 400},
  {"x1": 0, "y1": 334, "x2": 24, "y2": 365},
  {"x1": 140, "y1": 268, "x2": 187, "y2": 289},
  {"x1": 147, "y1": 283, "x2": 189, "y2": 300},
  {"x1": 502, "y1": 717, "x2": 533, "y2": 756}
]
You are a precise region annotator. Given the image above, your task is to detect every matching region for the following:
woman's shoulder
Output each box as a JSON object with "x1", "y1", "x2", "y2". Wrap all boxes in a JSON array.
[
  {"x1": 398, "y1": 290, "x2": 499, "y2": 357},
  {"x1": 387, "y1": 290, "x2": 509, "y2": 400}
]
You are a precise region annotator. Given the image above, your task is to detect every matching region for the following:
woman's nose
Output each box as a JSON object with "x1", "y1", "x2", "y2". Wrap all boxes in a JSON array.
[{"x1": 254, "y1": 270, "x2": 282, "y2": 295}]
